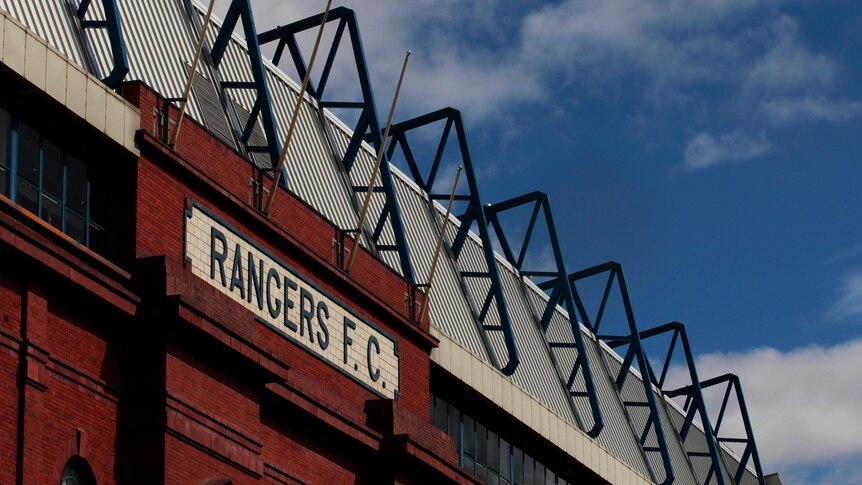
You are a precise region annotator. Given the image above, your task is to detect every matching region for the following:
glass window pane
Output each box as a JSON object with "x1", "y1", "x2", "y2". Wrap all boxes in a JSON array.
[
  {"x1": 535, "y1": 462, "x2": 545, "y2": 485},
  {"x1": 0, "y1": 165, "x2": 7, "y2": 198},
  {"x1": 42, "y1": 140, "x2": 63, "y2": 198},
  {"x1": 41, "y1": 194, "x2": 62, "y2": 229},
  {"x1": 475, "y1": 422, "x2": 487, "y2": 465},
  {"x1": 436, "y1": 397, "x2": 448, "y2": 434},
  {"x1": 0, "y1": 108, "x2": 9, "y2": 169},
  {"x1": 488, "y1": 472, "x2": 500, "y2": 485},
  {"x1": 476, "y1": 463, "x2": 486, "y2": 482},
  {"x1": 66, "y1": 155, "x2": 87, "y2": 214},
  {"x1": 66, "y1": 210, "x2": 86, "y2": 244},
  {"x1": 448, "y1": 404, "x2": 460, "y2": 445},
  {"x1": 464, "y1": 415, "x2": 475, "y2": 455},
  {"x1": 17, "y1": 122, "x2": 40, "y2": 184},
  {"x1": 1, "y1": 108, "x2": 9, "y2": 196},
  {"x1": 513, "y1": 447, "x2": 523, "y2": 485},
  {"x1": 545, "y1": 468, "x2": 555, "y2": 485},
  {"x1": 524, "y1": 454, "x2": 535, "y2": 485},
  {"x1": 500, "y1": 438, "x2": 511, "y2": 479},
  {"x1": 488, "y1": 430, "x2": 499, "y2": 471},
  {"x1": 89, "y1": 169, "x2": 107, "y2": 227},
  {"x1": 89, "y1": 222, "x2": 107, "y2": 254},
  {"x1": 16, "y1": 180, "x2": 38, "y2": 214},
  {"x1": 463, "y1": 455, "x2": 475, "y2": 474}
]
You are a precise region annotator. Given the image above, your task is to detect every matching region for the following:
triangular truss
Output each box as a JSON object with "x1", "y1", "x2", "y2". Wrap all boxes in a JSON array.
[
  {"x1": 690, "y1": 374, "x2": 766, "y2": 485},
  {"x1": 484, "y1": 192, "x2": 605, "y2": 437},
  {"x1": 640, "y1": 322, "x2": 766, "y2": 485},
  {"x1": 207, "y1": 0, "x2": 284, "y2": 184},
  {"x1": 387, "y1": 107, "x2": 520, "y2": 375},
  {"x1": 73, "y1": 0, "x2": 129, "y2": 88},
  {"x1": 258, "y1": 7, "x2": 416, "y2": 283},
  {"x1": 569, "y1": 262, "x2": 675, "y2": 484}
]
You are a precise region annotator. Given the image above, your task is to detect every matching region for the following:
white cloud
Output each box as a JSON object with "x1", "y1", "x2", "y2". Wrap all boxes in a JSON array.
[
  {"x1": 762, "y1": 97, "x2": 862, "y2": 124},
  {"x1": 829, "y1": 274, "x2": 862, "y2": 322},
  {"x1": 745, "y1": 15, "x2": 837, "y2": 93},
  {"x1": 682, "y1": 131, "x2": 771, "y2": 170},
  {"x1": 782, "y1": 458, "x2": 862, "y2": 485},
  {"x1": 216, "y1": 0, "x2": 859, "y2": 169},
  {"x1": 673, "y1": 339, "x2": 862, "y2": 479},
  {"x1": 219, "y1": 1, "x2": 841, "y2": 118},
  {"x1": 213, "y1": 0, "x2": 542, "y2": 123},
  {"x1": 824, "y1": 244, "x2": 862, "y2": 267}
]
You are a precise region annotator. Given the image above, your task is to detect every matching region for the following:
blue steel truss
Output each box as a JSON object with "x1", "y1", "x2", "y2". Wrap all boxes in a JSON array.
[
  {"x1": 484, "y1": 192, "x2": 604, "y2": 437},
  {"x1": 386, "y1": 107, "x2": 520, "y2": 375},
  {"x1": 692, "y1": 374, "x2": 766, "y2": 485},
  {"x1": 568, "y1": 262, "x2": 674, "y2": 483},
  {"x1": 640, "y1": 322, "x2": 766, "y2": 485},
  {"x1": 74, "y1": 0, "x2": 129, "y2": 88},
  {"x1": 258, "y1": 7, "x2": 416, "y2": 283},
  {"x1": 208, "y1": 0, "x2": 285, "y2": 183}
]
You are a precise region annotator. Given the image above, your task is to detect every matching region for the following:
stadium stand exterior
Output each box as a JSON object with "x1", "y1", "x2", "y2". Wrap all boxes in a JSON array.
[{"x1": 0, "y1": 1, "x2": 776, "y2": 484}]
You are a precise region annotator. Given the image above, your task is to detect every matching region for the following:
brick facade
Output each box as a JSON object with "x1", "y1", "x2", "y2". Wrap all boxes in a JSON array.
[{"x1": 0, "y1": 70, "x2": 489, "y2": 484}]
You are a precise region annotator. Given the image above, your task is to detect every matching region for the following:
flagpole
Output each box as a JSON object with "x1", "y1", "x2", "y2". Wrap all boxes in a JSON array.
[
  {"x1": 262, "y1": 0, "x2": 333, "y2": 215},
  {"x1": 344, "y1": 50, "x2": 412, "y2": 273}
]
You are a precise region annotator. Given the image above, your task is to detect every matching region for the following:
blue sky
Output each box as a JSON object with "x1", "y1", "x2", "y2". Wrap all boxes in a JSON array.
[{"x1": 221, "y1": 1, "x2": 862, "y2": 483}]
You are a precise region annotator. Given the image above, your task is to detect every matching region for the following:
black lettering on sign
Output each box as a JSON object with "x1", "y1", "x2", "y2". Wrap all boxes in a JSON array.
[
  {"x1": 316, "y1": 301, "x2": 330, "y2": 350},
  {"x1": 266, "y1": 268, "x2": 281, "y2": 319},
  {"x1": 247, "y1": 252, "x2": 264, "y2": 310},
  {"x1": 367, "y1": 335, "x2": 380, "y2": 382},
  {"x1": 229, "y1": 244, "x2": 245, "y2": 299},
  {"x1": 343, "y1": 316, "x2": 356, "y2": 364},
  {"x1": 299, "y1": 288, "x2": 315, "y2": 344},
  {"x1": 283, "y1": 276, "x2": 298, "y2": 332},
  {"x1": 210, "y1": 227, "x2": 228, "y2": 286}
]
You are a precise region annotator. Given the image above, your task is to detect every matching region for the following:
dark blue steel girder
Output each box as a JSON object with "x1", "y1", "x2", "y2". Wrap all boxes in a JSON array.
[
  {"x1": 209, "y1": 0, "x2": 285, "y2": 185},
  {"x1": 258, "y1": 7, "x2": 416, "y2": 284},
  {"x1": 483, "y1": 192, "x2": 604, "y2": 437},
  {"x1": 387, "y1": 107, "x2": 520, "y2": 375},
  {"x1": 667, "y1": 374, "x2": 767, "y2": 485},
  {"x1": 640, "y1": 322, "x2": 767, "y2": 485},
  {"x1": 75, "y1": 0, "x2": 129, "y2": 88},
  {"x1": 565, "y1": 262, "x2": 675, "y2": 484}
]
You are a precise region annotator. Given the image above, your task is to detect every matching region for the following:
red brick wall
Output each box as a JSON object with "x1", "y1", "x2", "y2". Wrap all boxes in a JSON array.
[
  {"x1": 0, "y1": 267, "x2": 23, "y2": 478},
  {"x1": 0, "y1": 338, "x2": 18, "y2": 485},
  {"x1": 0, "y1": 271, "x2": 122, "y2": 484}
]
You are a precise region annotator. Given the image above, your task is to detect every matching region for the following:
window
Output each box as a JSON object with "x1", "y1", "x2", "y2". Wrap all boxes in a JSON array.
[
  {"x1": 431, "y1": 394, "x2": 571, "y2": 485},
  {"x1": 0, "y1": 109, "x2": 107, "y2": 253},
  {"x1": 60, "y1": 456, "x2": 96, "y2": 485},
  {"x1": 0, "y1": 108, "x2": 10, "y2": 194}
]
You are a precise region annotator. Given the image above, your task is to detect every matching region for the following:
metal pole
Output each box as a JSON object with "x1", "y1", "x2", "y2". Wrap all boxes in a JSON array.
[
  {"x1": 344, "y1": 50, "x2": 412, "y2": 274},
  {"x1": 262, "y1": 0, "x2": 333, "y2": 215},
  {"x1": 418, "y1": 165, "x2": 462, "y2": 324},
  {"x1": 170, "y1": 0, "x2": 216, "y2": 148}
]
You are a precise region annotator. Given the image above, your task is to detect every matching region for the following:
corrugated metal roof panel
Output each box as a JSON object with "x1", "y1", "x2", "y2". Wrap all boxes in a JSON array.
[
  {"x1": 0, "y1": 0, "x2": 88, "y2": 67},
  {"x1": 604, "y1": 349, "x2": 699, "y2": 484},
  {"x1": 496, "y1": 259, "x2": 579, "y2": 423},
  {"x1": 191, "y1": 68, "x2": 236, "y2": 148},
  {"x1": 119, "y1": 0, "x2": 205, "y2": 122},
  {"x1": 391, "y1": 172, "x2": 489, "y2": 361}
]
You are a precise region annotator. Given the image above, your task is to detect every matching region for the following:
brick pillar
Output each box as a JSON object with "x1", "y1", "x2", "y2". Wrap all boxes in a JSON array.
[{"x1": 16, "y1": 283, "x2": 49, "y2": 485}]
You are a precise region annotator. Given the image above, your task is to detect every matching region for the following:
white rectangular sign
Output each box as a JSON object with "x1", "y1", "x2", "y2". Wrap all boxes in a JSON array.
[{"x1": 184, "y1": 204, "x2": 399, "y2": 398}]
